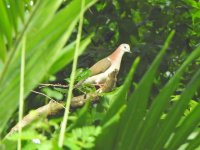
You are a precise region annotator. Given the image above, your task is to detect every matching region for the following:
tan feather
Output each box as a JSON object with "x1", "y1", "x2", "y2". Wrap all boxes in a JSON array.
[{"x1": 89, "y1": 58, "x2": 111, "y2": 76}]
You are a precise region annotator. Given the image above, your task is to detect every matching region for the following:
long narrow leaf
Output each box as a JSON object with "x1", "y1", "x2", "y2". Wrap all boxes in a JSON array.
[
  {"x1": 95, "y1": 58, "x2": 140, "y2": 150},
  {"x1": 0, "y1": 0, "x2": 97, "y2": 134},
  {"x1": 166, "y1": 105, "x2": 200, "y2": 150},
  {"x1": 0, "y1": 34, "x2": 7, "y2": 62},
  {"x1": 59, "y1": 0, "x2": 85, "y2": 147},
  {"x1": 6, "y1": 0, "x2": 19, "y2": 33},
  {"x1": 152, "y1": 67, "x2": 200, "y2": 149},
  {"x1": 17, "y1": 34, "x2": 26, "y2": 150},
  {"x1": 186, "y1": 132, "x2": 200, "y2": 150},
  {"x1": 103, "y1": 57, "x2": 140, "y2": 124},
  {"x1": 26, "y1": 0, "x2": 63, "y2": 37},
  {"x1": 0, "y1": 0, "x2": 49, "y2": 84},
  {"x1": 16, "y1": 0, "x2": 25, "y2": 22},
  {"x1": 134, "y1": 46, "x2": 200, "y2": 150},
  {"x1": 49, "y1": 35, "x2": 93, "y2": 75},
  {"x1": 0, "y1": 0, "x2": 12, "y2": 46},
  {"x1": 115, "y1": 30, "x2": 175, "y2": 150}
]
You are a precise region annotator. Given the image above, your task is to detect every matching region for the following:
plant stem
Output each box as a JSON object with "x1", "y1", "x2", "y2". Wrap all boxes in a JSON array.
[
  {"x1": 58, "y1": 0, "x2": 85, "y2": 147},
  {"x1": 17, "y1": 35, "x2": 26, "y2": 150}
]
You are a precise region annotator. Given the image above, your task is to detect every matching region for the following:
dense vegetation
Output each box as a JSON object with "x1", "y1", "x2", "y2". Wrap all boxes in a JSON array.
[{"x1": 0, "y1": 0, "x2": 200, "y2": 149}]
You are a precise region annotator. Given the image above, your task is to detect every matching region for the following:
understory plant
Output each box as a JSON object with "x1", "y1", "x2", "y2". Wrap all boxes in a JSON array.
[{"x1": 0, "y1": 1, "x2": 200, "y2": 150}]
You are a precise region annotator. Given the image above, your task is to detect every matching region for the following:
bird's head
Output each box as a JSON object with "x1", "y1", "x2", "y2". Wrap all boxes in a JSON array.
[{"x1": 119, "y1": 43, "x2": 131, "y2": 53}]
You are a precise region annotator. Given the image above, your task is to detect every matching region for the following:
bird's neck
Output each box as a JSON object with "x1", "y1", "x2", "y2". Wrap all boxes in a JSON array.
[{"x1": 108, "y1": 48, "x2": 124, "y2": 62}]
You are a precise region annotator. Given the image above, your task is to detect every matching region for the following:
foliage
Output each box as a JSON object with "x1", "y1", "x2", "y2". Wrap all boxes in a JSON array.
[
  {"x1": 0, "y1": 0, "x2": 200, "y2": 150},
  {"x1": 0, "y1": 0, "x2": 96, "y2": 132},
  {"x1": 0, "y1": 0, "x2": 97, "y2": 149},
  {"x1": 94, "y1": 32, "x2": 200, "y2": 150},
  {"x1": 84, "y1": 0, "x2": 200, "y2": 95}
]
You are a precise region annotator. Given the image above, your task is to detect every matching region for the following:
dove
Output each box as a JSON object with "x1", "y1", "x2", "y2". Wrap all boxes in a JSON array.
[{"x1": 82, "y1": 43, "x2": 131, "y2": 86}]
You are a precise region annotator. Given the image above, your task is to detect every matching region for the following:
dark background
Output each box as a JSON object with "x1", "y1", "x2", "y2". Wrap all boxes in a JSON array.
[{"x1": 61, "y1": 0, "x2": 200, "y2": 102}]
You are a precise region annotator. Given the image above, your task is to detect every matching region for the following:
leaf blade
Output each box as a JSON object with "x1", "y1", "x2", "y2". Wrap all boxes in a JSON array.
[
  {"x1": 134, "y1": 46, "x2": 200, "y2": 150},
  {"x1": 152, "y1": 67, "x2": 200, "y2": 150},
  {"x1": 115, "y1": 30, "x2": 175, "y2": 150}
]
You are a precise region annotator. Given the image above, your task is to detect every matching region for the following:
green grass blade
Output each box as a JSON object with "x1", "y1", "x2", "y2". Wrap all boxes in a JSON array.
[
  {"x1": 0, "y1": 0, "x2": 12, "y2": 46},
  {"x1": 7, "y1": 0, "x2": 19, "y2": 33},
  {"x1": 49, "y1": 35, "x2": 93, "y2": 75},
  {"x1": 94, "y1": 58, "x2": 140, "y2": 150},
  {"x1": 186, "y1": 132, "x2": 200, "y2": 150},
  {"x1": 0, "y1": 34, "x2": 7, "y2": 62},
  {"x1": 152, "y1": 67, "x2": 200, "y2": 149},
  {"x1": 0, "y1": 0, "x2": 52, "y2": 84},
  {"x1": 103, "y1": 57, "x2": 140, "y2": 124},
  {"x1": 17, "y1": 34, "x2": 26, "y2": 150},
  {"x1": 166, "y1": 105, "x2": 200, "y2": 150},
  {"x1": 26, "y1": 0, "x2": 63, "y2": 35},
  {"x1": 16, "y1": 0, "x2": 25, "y2": 22},
  {"x1": 115, "y1": 30, "x2": 175, "y2": 150},
  {"x1": 58, "y1": 0, "x2": 85, "y2": 147},
  {"x1": 134, "y1": 46, "x2": 200, "y2": 149}
]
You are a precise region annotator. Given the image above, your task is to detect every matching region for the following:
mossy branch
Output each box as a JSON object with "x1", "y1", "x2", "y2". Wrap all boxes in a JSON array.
[{"x1": 6, "y1": 70, "x2": 118, "y2": 138}]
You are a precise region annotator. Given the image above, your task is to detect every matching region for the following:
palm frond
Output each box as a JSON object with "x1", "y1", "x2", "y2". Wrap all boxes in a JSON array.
[{"x1": 0, "y1": 0, "x2": 97, "y2": 133}]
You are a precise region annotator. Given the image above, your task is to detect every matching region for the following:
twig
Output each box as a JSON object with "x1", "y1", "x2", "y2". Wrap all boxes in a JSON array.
[
  {"x1": 39, "y1": 83, "x2": 68, "y2": 89},
  {"x1": 31, "y1": 90, "x2": 65, "y2": 109},
  {"x1": 88, "y1": 8, "x2": 94, "y2": 15}
]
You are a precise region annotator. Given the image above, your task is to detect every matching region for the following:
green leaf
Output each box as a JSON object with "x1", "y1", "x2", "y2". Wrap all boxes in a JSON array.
[
  {"x1": 94, "y1": 57, "x2": 140, "y2": 150},
  {"x1": 42, "y1": 88, "x2": 63, "y2": 100},
  {"x1": 68, "y1": 102, "x2": 91, "y2": 130},
  {"x1": 115, "y1": 30, "x2": 175, "y2": 150},
  {"x1": 6, "y1": 0, "x2": 19, "y2": 33},
  {"x1": 186, "y1": 131, "x2": 200, "y2": 150},
  {"x1": 152, "y1": 67, "x2": 200, "y2": 150},
  {"x1": 0, "y1": 34, "x2": 7, "y2": 62},
  {"x1": 0, "y1": 0, "x2": 12, "y2": 46},
  {"x1": 64, "y1": 126, "x2": 102, "y2": 149},
  {"x1": 75, "y1": 68, "x2": 91, "y2": 82},
  {"x1": 135, "y1": 46, "x2": 200, "y2": 150},
  {"x1": 7, "y1": 130, "x2": 45, "y2": 141},
  {"x1": 166, "y1": 105, "x2": 200, "y2": 150},
  {"x1": 16, "y1": 0, "x2": 25, "y2": 22},
  {"x1": 49, "y1": 35, "x2": 93, "y2": 75},
  {"x1": 0, "y1": 0, "x2": 97, "y2": 134},
  {"x1": 103, "y1": 57, "x2": 140, "y2": 124}
]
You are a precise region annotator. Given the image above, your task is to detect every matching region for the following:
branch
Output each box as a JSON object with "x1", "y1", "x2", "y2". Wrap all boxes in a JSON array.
[
  {"x1": 6, "y1": 70, "x2": 118, "y2": 137},
  {"x1": 6, "y1": 100, "x2": 65, "y2": 137}
]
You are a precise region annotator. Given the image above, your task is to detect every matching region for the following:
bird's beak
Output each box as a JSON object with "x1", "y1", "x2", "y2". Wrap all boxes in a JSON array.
[{"x1": 128, "y1": 49, "x2": 132, "y2": 53}]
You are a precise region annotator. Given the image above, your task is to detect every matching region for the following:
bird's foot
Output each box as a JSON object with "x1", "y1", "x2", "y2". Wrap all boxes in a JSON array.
[{"x1": 92, "y1": 83, "x2": 105, "y2": 88}]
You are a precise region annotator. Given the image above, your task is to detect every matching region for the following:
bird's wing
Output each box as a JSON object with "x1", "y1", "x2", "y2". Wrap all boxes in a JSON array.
[
  {"x1": 74, "y1": 58, "x2": 111, "y2": 88},
  {"x1": 89, "y1": 58, "x2": 111, "y2": 76}
]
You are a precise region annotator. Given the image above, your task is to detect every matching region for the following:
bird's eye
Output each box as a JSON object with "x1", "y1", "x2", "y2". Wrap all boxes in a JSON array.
[{"x1": 124, "y1": 46, "x2": 126, "y2": 49}]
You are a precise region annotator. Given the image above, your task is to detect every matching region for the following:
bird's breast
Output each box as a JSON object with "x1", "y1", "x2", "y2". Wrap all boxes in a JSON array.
[{"x1": 84, "y1": 63, "x2": 120, "y2": 84}]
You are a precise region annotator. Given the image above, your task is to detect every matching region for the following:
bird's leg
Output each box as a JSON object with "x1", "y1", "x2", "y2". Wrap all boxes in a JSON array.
[{"x1": 92, "y1": 83, "x2": 105, "y2": 88}]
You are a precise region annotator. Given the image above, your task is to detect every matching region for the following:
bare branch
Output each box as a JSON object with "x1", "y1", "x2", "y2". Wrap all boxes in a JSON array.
[
  {"x1": 6, "y1": 70, "x2": 118, "y2": 137},
  {"x1": 6, "y1": 100, "x2": 65, "y2": 137}
]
